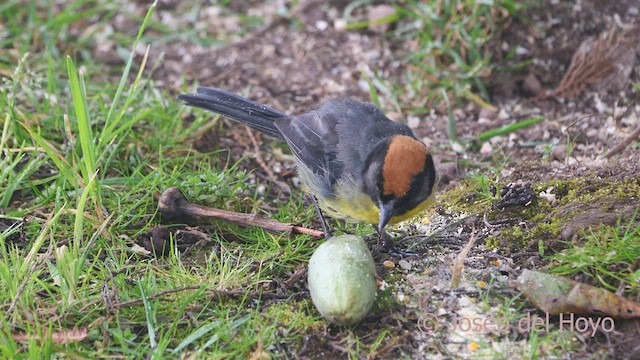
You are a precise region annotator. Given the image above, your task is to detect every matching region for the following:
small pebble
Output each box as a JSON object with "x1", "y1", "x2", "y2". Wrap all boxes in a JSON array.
[
  {"x1": 398, "y1": 259, "x2": 412, "y2": 270},
  {"x1": 407, "y1": 115, "x2": 420, "y2": 129},
  {"x1": 522, "y1": 72, "x2": 542, "y2": 96},
  {"x1": 477, "y1": 107, "x2": 498, "y2": 124},
  {"x1": 315, "y1": 20, "x2": 328, "y2": 31},
  {"x1": 480, "y1": 142, "x2": 493, "y2": 156},
  {"x1": 383, "y1": 260, "x2": 395, "y2": 269},
  {"x1": 451, "y1": 142, "x2": 465, "y2": 154}
]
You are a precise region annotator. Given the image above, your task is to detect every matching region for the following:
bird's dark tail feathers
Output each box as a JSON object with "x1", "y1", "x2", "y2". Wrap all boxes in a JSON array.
[{"x1": 177, "y1": 87, "x2": 286, "y2": 139}]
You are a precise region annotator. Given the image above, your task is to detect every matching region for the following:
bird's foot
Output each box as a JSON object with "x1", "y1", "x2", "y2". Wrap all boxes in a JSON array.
[{"x1": 373, "y1": 231, "x2": 418, "y2": 258}]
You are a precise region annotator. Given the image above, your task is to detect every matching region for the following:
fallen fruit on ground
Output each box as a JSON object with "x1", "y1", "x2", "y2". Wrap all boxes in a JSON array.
[{"x1": 307, "y1": 235, "x2": 377, "y2": 325}]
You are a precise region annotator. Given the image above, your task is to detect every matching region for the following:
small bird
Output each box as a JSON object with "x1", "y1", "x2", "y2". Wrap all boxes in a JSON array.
[{"x1": 178, "y1": 87, "x2": 436, "y2": 235}]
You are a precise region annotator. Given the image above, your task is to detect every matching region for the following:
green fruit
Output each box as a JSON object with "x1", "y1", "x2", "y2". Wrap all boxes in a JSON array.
[{"x1": 308, "y1": 235, "x2": 377, "y2": 325}]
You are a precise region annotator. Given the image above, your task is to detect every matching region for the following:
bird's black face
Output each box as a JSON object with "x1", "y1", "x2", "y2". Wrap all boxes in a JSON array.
[
  {"x1": 377, "y1": 164, "x2": 435, "y2": 233},
  {"x1": 386, "y1": 153, "x2": 436, "y2": 215},
  {"x1": 365, "y1": 135, "x2": 436, "y2": 234}
]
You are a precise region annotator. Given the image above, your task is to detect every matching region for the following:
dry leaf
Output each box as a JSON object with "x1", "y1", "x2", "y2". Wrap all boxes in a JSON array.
[
  {"x1": 516, "y1": 269, "x2": 640, "y2": 319},
  {"x1": 13, "y1": 327, "x2": 88, "y2": 344},
  {"x1": 451, "y1": 231, "x2": 478, "y2": 288}
]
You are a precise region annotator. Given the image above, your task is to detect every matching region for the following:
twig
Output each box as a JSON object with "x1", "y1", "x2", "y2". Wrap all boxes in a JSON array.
[
  {"x1": 405, "y1": 213, "x2": 479, "y2": 251},
  {"x1": 158, "y1": 187, "x2": 324, "y2": 238},
  {"x1": 244, "y1": 128, "x2": 291, "y2": 195},
  {"x1": 62, "y1": 285, "x2": 203, "y2": 319},
  {"x1": 114, "y1": 286, "x2": 304, "y2": 310},
  {"x1": 432, "y1": 288, "x2": 480, "y2": 297},
  {"x1": 369, "y1": 332, "x2": 411, "y2": 358},
  {"x1": 604, "y1": 124, "x2": 640, "y2": 159},
  {"x1": 207, "y1": 289, "x2": 306, "y2": 301},
  {"x1": 246, "y1": 127, "x2": 276, "y2": 182},
  {"x1": 483, "y1": 210, "x2": 497, "y2": 228},
  {"x1": 114, "y1": 285, "x2": 202, "y2": 309},
  {"x1": 483, "y1": 209, "x2": 517, "y2": 228},
  {"x1": 283, "y1": 264, "x2": 308, "y2": 287}
]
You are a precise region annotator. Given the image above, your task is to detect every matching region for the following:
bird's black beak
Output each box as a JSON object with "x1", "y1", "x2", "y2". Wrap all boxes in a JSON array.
[{"x1": 378, "y1": 200, "x2": 395, "y2": 235}]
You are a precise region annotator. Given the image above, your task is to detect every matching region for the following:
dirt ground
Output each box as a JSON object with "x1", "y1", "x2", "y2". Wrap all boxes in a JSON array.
[
  {"x1": 140, "y1": 0, "x2": 640, "y2": 199},
  {"x1": 100, "y1": 0, "x2": 640, "y2": 357}
]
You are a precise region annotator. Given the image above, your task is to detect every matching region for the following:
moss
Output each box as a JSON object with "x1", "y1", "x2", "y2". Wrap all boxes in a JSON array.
[
  {"x1": 372, "y1": 285, "x2": 396, "y2": 312},
  {"x1": 261, "y1": 301, "x2": 325, "y2": 332},
  {"x1": 438, "y1": 179, "x2": 497, "y2": 215},
  {"x1": 438, "y1": 171, "x2": 640, "y2": 252},
  {"x1": 485, "y1": 236, "x2": 500, "y2": 249}
]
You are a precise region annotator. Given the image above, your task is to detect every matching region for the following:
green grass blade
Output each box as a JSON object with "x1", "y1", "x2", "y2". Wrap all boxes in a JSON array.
[
  {"x1": 19, "y1": 204, "x2": 66, "y2": 275},
  {"x1": 139, "y1": 280, "x2": 158, "y2": 350},
  {"x1": 441, "y1": 88, "x2": 456, "y2": 140},
  {"x1": 172, "y1": 322, "x2": 219, "y2": 354},
  {"x1": 476, "y1": 117, "x2": 543, "y2": 142},
  {"x1": 21, "y1": 125, "x2": 79, "y2": 188},
  {"x1": 74, "y1": 169, "x2": 99, "y2": 247},
  {"x1": 66, "y1": 56, "x2": 96, "y2": 178},
  {"x1": 101, "y1": 0, "x2": 157, "y2": 146},
  {"x1": 66, "y1": 55, "x2": 101, "y2": 212},
  {"x1": 0, "y1": 149, "x2": 45, "y2": 209},
  {"x1": 100, "y1": 44, "x2": 151, "y2": 152},
  {"x1": 0, "y1": 113, "x2": 10, "y2": 150},
  {"x1": 343, "y1": 11, "x2": 402, "y2": 30},
  {"x1": 361, "y1": 70, "x2": 380, "y2": 108}
]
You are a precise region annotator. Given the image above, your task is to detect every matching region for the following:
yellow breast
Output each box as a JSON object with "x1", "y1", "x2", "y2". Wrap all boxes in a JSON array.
[
  {"x1": 317, "y1": 179, "x2": 435, "y2": 226},
  {"x1": 296, "y1": 162, "x2": 434, "y2": 226}
]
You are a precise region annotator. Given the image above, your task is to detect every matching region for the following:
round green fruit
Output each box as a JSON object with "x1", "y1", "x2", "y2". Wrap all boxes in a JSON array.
[{"x1": 308, "y1": 235, "x2": 377, "y2": 325}]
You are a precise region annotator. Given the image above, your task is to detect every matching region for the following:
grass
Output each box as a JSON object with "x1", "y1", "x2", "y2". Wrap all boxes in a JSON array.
[
  {"x1": 475, "y1": 116, "x2": 543, "y2": 143},
  {"x1": 0, "y1": 1, "x2": 320, "y2": 358},
  {"x1": 1, "y1": 0, "x2": 638, "y2": 358},
  {"x1": 549, "y1": 215, "x2": 640, "y2": 293},
  {"x1": 351, "y1": 0, "x2": 523, "y2": 141}
]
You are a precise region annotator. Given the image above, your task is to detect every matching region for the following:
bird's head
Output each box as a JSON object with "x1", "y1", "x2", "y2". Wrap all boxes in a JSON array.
[{"x1": 364, "y1": 135, "x2": 436, "y2": 234}]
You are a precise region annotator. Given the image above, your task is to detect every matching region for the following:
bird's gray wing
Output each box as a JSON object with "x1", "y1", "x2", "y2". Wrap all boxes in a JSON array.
[{"x1": 274, "y1": 111, "x2": 343, "y2": 184}]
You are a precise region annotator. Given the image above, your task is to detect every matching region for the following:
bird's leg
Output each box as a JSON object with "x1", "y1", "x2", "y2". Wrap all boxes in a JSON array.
[
  {"x1": 377, "y1": 229, "x2": 418, "y2": 258},
  {"x1": 377, "y1": 229, "x2": 392, "y2": 248},
  {"x1": 370, "y1": 229, "x2": 391, "y2": 259},
  {"x1": 311, "y1": 196, "x2": 332, "y2": 239}
]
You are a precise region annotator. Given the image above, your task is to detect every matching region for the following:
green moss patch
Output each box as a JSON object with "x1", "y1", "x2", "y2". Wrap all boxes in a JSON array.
[{"x1": 439, "y1": 167, "x2": 640, "y2": 253}]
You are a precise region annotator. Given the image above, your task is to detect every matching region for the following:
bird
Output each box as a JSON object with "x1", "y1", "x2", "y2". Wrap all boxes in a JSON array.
[{"x1": 177, "y1": 87, "x2": 436, "y2": 236}]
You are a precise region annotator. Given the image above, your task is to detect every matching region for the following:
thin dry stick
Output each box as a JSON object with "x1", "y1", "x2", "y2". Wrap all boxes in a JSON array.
[
  {"x1": 66, "y1": 285, "x2": 305, "y2": 323},
  {"x1": 158, "y1": 187, "x2": 324, "y2": 238},
  {"x1": 246, "y1": 127, "x2": 277, "y2": 181},
  {"x1": 405, "y1": 213, "x2": 479, "y2": 251},
  {"x1": 245, "y1": 127, "x2": 291, "y2": 194},
  {"x1": 604, "y1": 124, "x2": 640, "y2": 159},
  {"x1": 369, "y1": 332, "x2": 412, "y2": 358},
  {"x1": 114, "y1": 285, "x2": 201, "y2": 309},
  {"x1": 283, "y1": 264, "x2": 308, "y2": 287},
  {"x1": 114, "y1": 286, "x2": 303, "y2": 310}
]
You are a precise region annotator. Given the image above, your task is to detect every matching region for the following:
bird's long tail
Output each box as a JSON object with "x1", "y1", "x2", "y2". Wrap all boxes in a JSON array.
[{"x1": 177, "y1": 87, "x2": 286, "y2": 139}]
